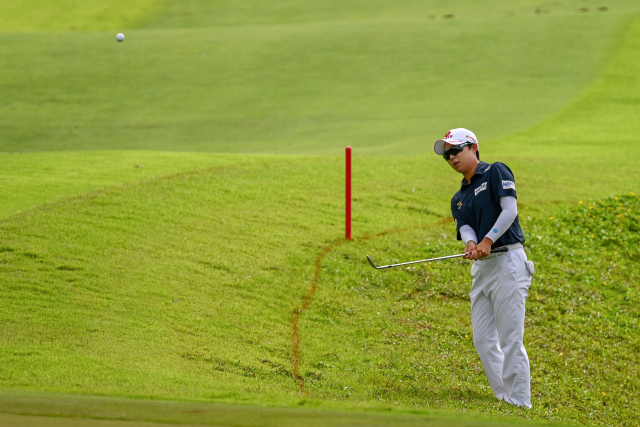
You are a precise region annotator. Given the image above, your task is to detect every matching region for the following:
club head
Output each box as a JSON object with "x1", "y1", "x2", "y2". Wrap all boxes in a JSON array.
[{"x1": 366, "y1": 255, "x2": 378, "y2": 269}]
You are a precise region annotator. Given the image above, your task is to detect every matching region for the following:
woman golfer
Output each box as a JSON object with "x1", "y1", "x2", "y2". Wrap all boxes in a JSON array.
[{"x1": 434, "y1": 128, "x2": 534, "y2": 408}]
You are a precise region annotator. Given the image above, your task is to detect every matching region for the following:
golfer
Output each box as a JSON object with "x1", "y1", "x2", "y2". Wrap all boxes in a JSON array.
[{"x1": 434, "y1": 128, "x2": 534, "y2": 408}]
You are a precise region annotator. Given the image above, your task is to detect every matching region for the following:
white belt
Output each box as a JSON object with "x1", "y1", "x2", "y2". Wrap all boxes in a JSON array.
[
  {"x1": 503, "y1": 243, "x2": 523, "y2": 251},
  {"x1": 479, "y1": 243, "x2": 534, "y2": 274}
]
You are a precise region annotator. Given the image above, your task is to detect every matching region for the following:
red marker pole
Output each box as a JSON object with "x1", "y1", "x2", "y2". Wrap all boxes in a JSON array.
[{"x1": 346, "y1": 146, "x2": 352, "y2": 240}]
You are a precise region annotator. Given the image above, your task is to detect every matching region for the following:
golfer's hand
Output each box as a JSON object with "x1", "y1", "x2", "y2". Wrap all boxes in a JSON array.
[
  {"x1": 473, "y1": 238, "x2": 493, "y2": 260},
  {"x1": 463, "y1": 241, "x2": 477, "y2": 259}
]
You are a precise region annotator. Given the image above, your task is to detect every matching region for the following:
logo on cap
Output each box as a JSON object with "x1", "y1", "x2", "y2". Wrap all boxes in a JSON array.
[{"x1": 445, "y1": 131, "x2": 453, "y2": 139}]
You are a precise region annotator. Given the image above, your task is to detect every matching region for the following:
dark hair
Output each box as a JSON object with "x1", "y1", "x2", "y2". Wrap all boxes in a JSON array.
[{"x1": 465, "y1": 143, "x2": 480, "y2": 160}]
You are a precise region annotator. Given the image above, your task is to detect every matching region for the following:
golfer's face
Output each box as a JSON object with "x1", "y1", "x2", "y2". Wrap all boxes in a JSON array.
[{"x1": 444, "y1": 142, "x2": 475, "y2": 174}]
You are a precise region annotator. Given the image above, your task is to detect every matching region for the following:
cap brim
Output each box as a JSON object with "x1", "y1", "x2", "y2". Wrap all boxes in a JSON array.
[{"x1": 434, "y1": 139, "x2": 467, "y2": 155}]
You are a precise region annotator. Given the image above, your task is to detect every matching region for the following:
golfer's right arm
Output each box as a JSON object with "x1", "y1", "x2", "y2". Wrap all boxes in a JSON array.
[{"x1": 484, "y1": 196, "x2": 518, "y2": 244}]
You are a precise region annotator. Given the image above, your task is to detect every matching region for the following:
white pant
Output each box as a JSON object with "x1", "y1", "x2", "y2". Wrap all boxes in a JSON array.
[{"x1": 469, "y1": 248, "x2": 532, "y2": 408}]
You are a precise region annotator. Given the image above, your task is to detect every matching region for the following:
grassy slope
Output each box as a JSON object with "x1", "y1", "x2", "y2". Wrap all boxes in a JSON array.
[
  {"x1": 0, "y1": 154, "x2": 594, "y2": 427},
  {"x1": 0, "y1": 152, "x2": 223, "y2": 219},
  {"x1": 0, "y1": 0, "x2": 162, "y2": 33},
  {"x1": 1, "y1": 0, "x2": 638, "y2": 220},
  {"x1": 141, "y1": 0, "x2": 608, "y2": 28},
  {"x1": 0, "y1": 1, "x2": 637, "y2": 155},
  {"x1": 492, "y1": 4, "x2": 640, "y2": 153},
  {"x1": 1, "y1": 1, "x2": 640, "y2": 427},
  {"x1": 0, "y1": 159, "x2": 638, "y2": 426},
  {"x1": 302, "y1": 196, "x2": 639, "y2": 426},
  {"x1": 0, "y1": 156, "x2": 438, "y2": 397},
  {"x1": 298, "y1": 18, "x2": 640, "y2": 426}
]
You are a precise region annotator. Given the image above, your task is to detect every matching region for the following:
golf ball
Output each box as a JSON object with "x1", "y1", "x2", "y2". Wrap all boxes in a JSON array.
[{"x1": 116, "y1": 33, "x2": 125, "y2": 42}]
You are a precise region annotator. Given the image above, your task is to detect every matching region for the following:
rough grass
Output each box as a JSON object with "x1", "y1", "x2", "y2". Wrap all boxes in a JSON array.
[{"x1": 301, "y1": 194, "x2": 639, "y2": 426}]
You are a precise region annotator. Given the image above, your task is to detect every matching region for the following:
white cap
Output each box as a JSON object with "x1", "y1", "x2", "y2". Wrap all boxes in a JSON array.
[{"x1": 434, "y1": 128, "x2": 479, "y2": 155}]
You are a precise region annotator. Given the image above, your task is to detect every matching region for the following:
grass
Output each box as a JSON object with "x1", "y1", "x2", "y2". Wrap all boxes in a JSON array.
[
  {"x1": 0, "y1": 391, "x2": 561, "y2": 427},
  {"x1": 0, "y1": 0, "x2": 162, "y2": 33},
  {"x1": 300, "y1": 194, "x2": 639, "y2": 425},
  {"x1": 0, "y1": 151, "x2": 223, "y2": 219},
  {"x1": 1, "y1": 0, "x2": 640, "y2": 426},
  {"x1": 1, "y1": 1, "x2": 638, "y2": 154},
  {"x1": 1, "y1": 153, "x2": 638, "y2": 425},
  {"x1": 491, "y1": 1, "x2": 640, "y2": 154}
]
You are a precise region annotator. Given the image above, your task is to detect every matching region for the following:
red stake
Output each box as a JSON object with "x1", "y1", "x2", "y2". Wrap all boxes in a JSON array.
[{"x1": 346, "y1": 146, "x2": 352, "y2": 240}]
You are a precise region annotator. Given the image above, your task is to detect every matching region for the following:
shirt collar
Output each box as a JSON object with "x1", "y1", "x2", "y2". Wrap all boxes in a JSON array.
[{"x1": 461, "y1": 161, "x2": 490, "y2": 187}]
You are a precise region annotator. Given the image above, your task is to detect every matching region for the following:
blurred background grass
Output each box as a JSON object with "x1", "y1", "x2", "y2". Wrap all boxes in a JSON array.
[
  {"x1": 0, "y1": 0, "x2": 161, "y2": 33},
  {"x1": 1, "y1": 0, "x2": 636, "y2": 154}
]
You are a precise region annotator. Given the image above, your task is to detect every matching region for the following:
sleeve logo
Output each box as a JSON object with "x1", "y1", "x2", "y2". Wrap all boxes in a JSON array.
[
  {"x1": 474, "y1": 182, "x2": 487, "y2": 196},
  {"x1": 502, "y1": 180, "x2": 516, "y2": 190},
  {"x1": 457, "y1": 201, "x2": 463, "y2": 210}
]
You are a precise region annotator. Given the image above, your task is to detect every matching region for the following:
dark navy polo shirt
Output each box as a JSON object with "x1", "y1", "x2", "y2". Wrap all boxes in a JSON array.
[{"x1": 450, "y1": 161, "x2": 525, "y2": 249}]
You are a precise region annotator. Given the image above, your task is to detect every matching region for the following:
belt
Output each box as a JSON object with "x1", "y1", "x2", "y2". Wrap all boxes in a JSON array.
[
  {"x1": 503, "y1": 243, "x2": 523, "y2": 251},
  {"x1": 478, "y1": 243, "x2": 523, "y2": 260}
]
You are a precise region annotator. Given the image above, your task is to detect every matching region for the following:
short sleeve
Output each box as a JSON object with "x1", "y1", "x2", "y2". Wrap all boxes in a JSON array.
[
  {"x1": 451, "y1": 196, "x2": 468, "y2": 241},
  {"x1": 490, "y1": 162, "x2": 517, "y2": 198}
]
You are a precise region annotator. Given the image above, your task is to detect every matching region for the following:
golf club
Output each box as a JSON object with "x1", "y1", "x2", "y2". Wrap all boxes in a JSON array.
[{"x1": 366, "y1": 246, "x2": 509, "y2": 270}]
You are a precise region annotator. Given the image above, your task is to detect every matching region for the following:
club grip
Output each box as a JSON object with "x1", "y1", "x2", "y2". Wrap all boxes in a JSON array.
[{"x1": 490, "y1": 246, "x2": 509, "y2": 254}]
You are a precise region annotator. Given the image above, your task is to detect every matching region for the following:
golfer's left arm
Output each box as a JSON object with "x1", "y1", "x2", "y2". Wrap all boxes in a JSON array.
[
  {"x1": 473, "y1": 196, "x2": 518, "y2": 259},
  {"x1": 460, "y1": 225, "x2": 478, "y2": 259},
  {"x1": 451, "y1": 198, "x2": 478, "y2": 259}
]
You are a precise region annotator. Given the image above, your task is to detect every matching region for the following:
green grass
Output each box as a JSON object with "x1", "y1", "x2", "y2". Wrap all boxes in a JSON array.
[
  {"x1": 0, "y1": 151, "x2": 225, "y2": 219},
  {"x1": 1, "y1": 1, "x2": 638, "y2": 154},
  {"x1": 1, "y1": 154, "x2": 638, "y2": 425},
  {"x1": 491, "y1": 2, "x2": 640, "y2": 154},
  {"x1": 301, "y1": 194, "x2": 639, "y2": 425},
  {"x1": 0, "y1": 0, "x2": 162, "y2": 33},
  {"x1": 1, "y1": 1, "x2": 640, "y2": 426},
  {"x1": 0, "y1": 391, "x2": 560, "y2": 427},
  {"x1": 139, "y1": 0, "x2": 637, "y2": 28}
]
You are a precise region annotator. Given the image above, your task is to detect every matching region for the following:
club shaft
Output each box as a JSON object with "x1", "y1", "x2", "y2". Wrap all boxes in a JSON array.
[
  {"x1": 376, "y1": 253, "x2": 466, "y2": 269},
  {"x1": 367, "y1": 246, "x2": 509, "y2": 269}
]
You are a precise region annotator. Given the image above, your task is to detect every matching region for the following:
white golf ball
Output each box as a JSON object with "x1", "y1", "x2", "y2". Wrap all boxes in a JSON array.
[{"x1": 116, "y1": 33, "x2": 125, "y2": 42}]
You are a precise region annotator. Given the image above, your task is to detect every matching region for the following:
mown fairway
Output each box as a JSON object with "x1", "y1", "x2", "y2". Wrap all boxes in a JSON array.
[
  {"x1": 1, "y1": 1, "x2": 639, "y2": 426},
  {"x1": 1, "y1": 0, "x2": 638, "y2": 154}
]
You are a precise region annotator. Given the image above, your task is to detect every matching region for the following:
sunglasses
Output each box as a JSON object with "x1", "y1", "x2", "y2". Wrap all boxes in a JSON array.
[{"x1": 443, "y1": 142, "x2": 473, "y2": 160}]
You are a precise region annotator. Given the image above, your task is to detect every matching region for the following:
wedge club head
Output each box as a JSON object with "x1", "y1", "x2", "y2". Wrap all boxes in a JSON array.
[{"x1": 366, "y1": 255, "x2": 380, "y2": 269}]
